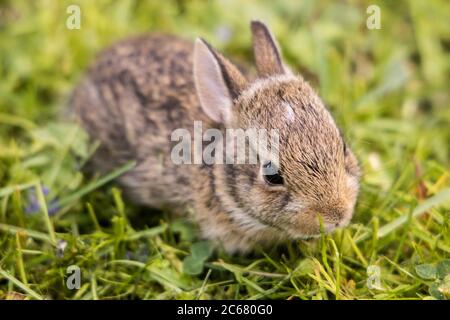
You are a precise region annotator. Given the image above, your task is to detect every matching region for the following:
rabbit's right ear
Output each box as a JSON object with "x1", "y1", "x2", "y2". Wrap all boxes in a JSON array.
[
  {"x1": 193, "y1": 38, "x2": 247, "y2": 123},
  {"x1": 251, "y1": 20, "x2": 285, "y2": 77}
]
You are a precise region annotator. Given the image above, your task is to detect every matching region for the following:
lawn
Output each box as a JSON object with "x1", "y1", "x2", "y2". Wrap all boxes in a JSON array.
[{"x1": 0, "y1": 0, "x2": 449, "y2": 300}]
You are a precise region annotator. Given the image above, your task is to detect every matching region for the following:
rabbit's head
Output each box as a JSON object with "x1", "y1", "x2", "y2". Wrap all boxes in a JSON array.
[{"x1": 193, "y1": 21, "x2": 360, "y2": 240}]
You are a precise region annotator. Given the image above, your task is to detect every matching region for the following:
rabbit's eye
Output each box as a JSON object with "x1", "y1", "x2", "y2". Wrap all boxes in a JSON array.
[{"x1": 262, "y1": 161, "x2": 284, "y2": 186}]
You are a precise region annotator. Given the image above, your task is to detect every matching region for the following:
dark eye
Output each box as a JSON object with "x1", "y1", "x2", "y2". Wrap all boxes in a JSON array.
[{"x1": 262, "y1": 161, "x2": 284, "y2": 186}]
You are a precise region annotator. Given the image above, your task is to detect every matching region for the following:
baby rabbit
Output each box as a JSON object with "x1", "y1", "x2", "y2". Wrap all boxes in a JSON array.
[{"x1": 70, "y1": 21, "x2": 360, "y2": 253}]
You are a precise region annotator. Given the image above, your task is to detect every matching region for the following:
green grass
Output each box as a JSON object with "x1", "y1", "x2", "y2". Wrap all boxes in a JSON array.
[{"x1": 0, "y1": 0, "x2": 449, "y2": 300}]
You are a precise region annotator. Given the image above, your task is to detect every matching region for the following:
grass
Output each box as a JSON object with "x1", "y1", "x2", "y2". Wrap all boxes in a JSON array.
[{"x1": 0, "y1": 0, "x2": 449, "y2": 300}]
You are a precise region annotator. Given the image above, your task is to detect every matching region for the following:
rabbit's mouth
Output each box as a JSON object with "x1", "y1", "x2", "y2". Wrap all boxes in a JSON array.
[
  {"x1": 318, "y1": 216, "x2": 352, "y2": 236},
  {"x1": 286, "y1": 215, "x2": 352, "y2": 240}
]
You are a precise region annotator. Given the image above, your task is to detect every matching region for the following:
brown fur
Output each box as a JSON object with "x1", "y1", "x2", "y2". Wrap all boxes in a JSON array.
[{"x1": 70, "y1": 22, "x2": 360, "y2": 253}]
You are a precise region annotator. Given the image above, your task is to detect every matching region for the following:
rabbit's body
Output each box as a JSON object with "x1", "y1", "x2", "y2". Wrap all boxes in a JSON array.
[
  {"x1": 72, "y1": 34, "x2": 205, "y2": 206},
  {"x1": 71, "y1": 22, "x2": 360, "y2": 253}
]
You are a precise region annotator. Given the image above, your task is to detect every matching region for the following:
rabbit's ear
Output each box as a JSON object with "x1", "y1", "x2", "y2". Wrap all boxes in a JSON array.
[
  {"x1": 251, "y1": 20, "x2": 285, "y2": 77},
  {"x1": 193, "y1": 38, "x2": 247, "y2": 123}
]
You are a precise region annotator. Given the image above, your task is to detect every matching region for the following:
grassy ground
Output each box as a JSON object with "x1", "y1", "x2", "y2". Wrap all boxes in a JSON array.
[{"x1": 0, "y1": 0, "x2": 449, "y2": 300}]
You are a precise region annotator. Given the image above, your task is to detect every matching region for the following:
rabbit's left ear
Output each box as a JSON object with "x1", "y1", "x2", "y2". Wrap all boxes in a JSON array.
[
  {"x1": 251, "y1": 20, "x2": 285, "y2": 77},
  {"x1": 193, "y1": 38, "x2": 247, "y2": 123}
]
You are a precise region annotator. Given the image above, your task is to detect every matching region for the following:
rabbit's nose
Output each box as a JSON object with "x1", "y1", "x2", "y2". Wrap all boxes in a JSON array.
[
  {"x1": 332, "y1": 207, "x2": 353, "y2": 227},
  {"x1": 328, "y1": 208, "x2": 344, "y2": 221},
  {"x1": 316, "y1": 206, "x2": 350, "y2": 228}
]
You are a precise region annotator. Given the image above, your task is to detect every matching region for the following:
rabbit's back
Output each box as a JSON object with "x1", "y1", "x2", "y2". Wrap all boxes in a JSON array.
[{"x1": 71, "y1": 34, "x2": 205, "y2": 206}]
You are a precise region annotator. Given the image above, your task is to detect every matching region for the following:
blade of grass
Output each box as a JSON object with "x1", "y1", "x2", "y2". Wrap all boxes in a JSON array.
[
  {"x1": 57, "y1": 160, "x2": 136, "y2": 207},
  {"x1": 196, "y1": 269, "x2": 212, "y2": 300},
  {"x1": 46, "y1": 125, "x2": 79, "y2": 189},
  {"x1": 35, "y1": 182, "x2": 56, "y2": 244},
  {"x1": 0, "y1": 268, "x2": 43, "y2": 300},
  {"x1": 355, "y1": 188, "x2": 450, "y2": 244},
  {"x1": 125, "y1": 224, "x2": 168, "y2": 241},
  {"x1": 0, "y1": 112, "x2": 37, "y2": 131},
  {"x1": 377, "y1": 188, "x2": 450, "y2": 238},
  {"x1": 0, "y1": 180, "x2": 38, "y2": 198},
  {"x1": 86, "y1": 202, "x2": 102, "y2": 232},
  {"x1": 328, "y1": 238, "x2": 341, "y2": 299},
  {"x1": 345, "y1": 230, "x2": 368, "y2": 267},
  {"x1": 91, "y1": 273, "x2": 99, "y2": 300},
  {"x1": 108, "y1": 260, "x2": 188, "y2": 291},
  {"x1": 0, "y1": 223, "x2": 53, "y2": 243},
  {"x1": 15, "y1": 233, "x2": 27, "y2": 285}
]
